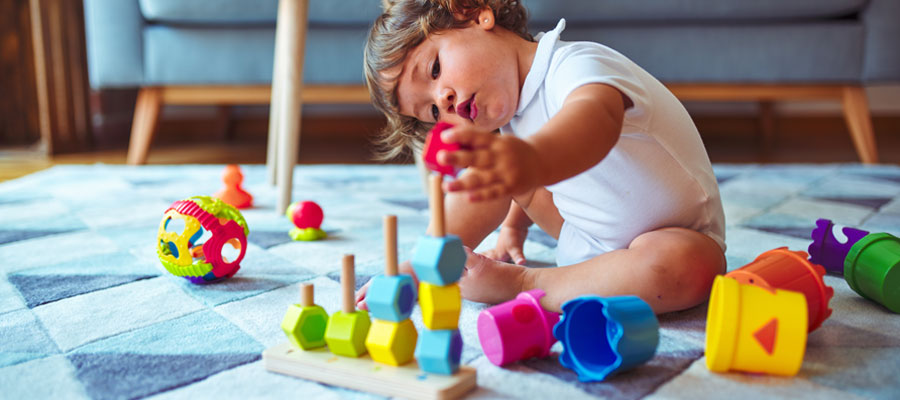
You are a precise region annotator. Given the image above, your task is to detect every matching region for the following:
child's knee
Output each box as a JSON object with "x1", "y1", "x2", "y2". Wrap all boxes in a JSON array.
[{"x1": 632, "y1": 228, "x2": 724, "y2": 305}]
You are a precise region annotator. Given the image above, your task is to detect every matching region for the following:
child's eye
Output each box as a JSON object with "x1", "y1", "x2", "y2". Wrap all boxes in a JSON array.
[
  {"x1": 431, "y1": 56, "x2": 440, "y2": 79},
  {"x1": 431, "y1": 104, "x2": 440, "y2": 121}
]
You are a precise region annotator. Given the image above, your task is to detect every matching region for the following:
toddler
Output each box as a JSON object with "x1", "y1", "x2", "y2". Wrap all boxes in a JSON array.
[{"x1": 358, "y1": 0, "x2": 726, "y2": 314}]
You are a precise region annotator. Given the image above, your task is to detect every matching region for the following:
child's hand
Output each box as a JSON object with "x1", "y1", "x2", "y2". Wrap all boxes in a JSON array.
[
  {"x1": 438, "y1": 126, "x2": 542, "y2": 201},
  {"x1": 481, "y1": 226, "x2": 528, "y2": 265}
]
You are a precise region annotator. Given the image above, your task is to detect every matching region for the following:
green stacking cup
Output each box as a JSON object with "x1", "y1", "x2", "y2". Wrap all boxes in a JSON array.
[{"x1": 844, "y1": 233, "x2": 900, "y2": 313}]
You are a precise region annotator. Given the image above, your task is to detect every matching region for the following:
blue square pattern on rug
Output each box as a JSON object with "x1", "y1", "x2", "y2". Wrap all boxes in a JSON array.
[{"x1": 0, "y1": 163, "x2": 899, "y2": 399}]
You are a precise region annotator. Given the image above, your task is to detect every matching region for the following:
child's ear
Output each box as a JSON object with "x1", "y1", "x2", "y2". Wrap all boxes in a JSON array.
[{"x1": 475, "y1": 8, "x2": 495, "y2": 30}]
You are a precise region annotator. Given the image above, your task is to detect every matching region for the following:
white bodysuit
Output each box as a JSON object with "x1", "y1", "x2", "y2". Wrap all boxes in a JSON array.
[{"x1": 502, "y1": 20, "x2": 726, "y2": 266}]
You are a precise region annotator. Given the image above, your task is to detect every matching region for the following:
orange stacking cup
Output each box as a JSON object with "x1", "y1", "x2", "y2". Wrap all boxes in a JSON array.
[{"x1": 726, "y1": 247, "x2": 834, "y2": 332}]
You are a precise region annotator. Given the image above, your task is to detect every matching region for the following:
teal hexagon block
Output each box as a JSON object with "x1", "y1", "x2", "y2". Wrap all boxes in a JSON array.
[
  {"x1": 411, "y1": 235, "x2": 466, "y2": 285},
  {"x1": 415, "y1": 329, "x2": 463, "y2": 375},
  {"x1": 367, "y1": 274, "x2": 416, "y2": 322}
]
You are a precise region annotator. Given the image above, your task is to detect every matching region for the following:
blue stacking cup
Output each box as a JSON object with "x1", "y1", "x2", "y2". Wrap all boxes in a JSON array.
[{"x1": 553, "y1": 296, "x2": 659, "y2": 382}]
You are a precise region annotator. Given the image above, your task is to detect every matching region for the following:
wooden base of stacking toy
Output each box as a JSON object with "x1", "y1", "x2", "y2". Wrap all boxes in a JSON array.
[{"x1": 263, "y1": 342, "x2": 477, "y2": 400}]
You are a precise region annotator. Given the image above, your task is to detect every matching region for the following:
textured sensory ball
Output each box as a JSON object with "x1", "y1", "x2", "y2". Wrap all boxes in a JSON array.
[
  {"x1": 286, "y1": 201, "x2": 327, "y2": 241},
  {"x1": 157, "y1": 195, "x2": 249, "y2": 283}
]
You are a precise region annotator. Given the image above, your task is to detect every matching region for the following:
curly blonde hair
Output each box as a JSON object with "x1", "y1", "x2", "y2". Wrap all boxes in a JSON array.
[{"x1": 364, "y1": 0, "x2": 532, "y2": 161}]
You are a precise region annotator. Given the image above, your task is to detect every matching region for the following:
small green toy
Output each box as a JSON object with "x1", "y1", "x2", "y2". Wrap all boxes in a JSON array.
[{"x1": 286, "y1": 200, "x2": 327, "y2": 241}]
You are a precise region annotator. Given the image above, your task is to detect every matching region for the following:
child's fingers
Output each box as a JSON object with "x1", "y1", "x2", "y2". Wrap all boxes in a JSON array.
[
  {"x1": 445, "y1": 169, "x2": 499, "y2": 192},
  {"x1": 438, "y1": 147, "x2": 494, "y2": 169},
  {"x1": 482, "y1": 248, "x2": 512, "y2": 263},
  {"x1": 468, "y1": 183, "x2": 507, "y2": 202},
  {"x1": 509, "y1": 247, "x2": 526, "y2": 265},
  {"x1": 442, "y1": 126, "x2": 494, "y2": 148}
]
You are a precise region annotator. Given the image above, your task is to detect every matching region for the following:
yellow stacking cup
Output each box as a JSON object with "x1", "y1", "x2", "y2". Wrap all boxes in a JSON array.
[{"x1": 705, "y1": 276, "x2": 808, "y2": 376}]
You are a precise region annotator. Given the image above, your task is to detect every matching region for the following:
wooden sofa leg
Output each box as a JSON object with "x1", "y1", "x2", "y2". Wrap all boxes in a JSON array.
[
  {"x1": 841, "y1": 86, "x2": 879, "y2": 164},
  {"x1": 127, "y1": 87, "x2": 163, "y2": 165},
  {"x1": 757, "y1": 100, "x2": 776, "y2": 161}
]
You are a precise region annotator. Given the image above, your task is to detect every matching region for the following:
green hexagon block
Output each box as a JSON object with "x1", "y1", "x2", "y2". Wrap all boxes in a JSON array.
[
  {"x1": 324, "y1": 310, "x2": 372, "y2": 357},
  {"x1": 281, "y1": 303, "x2": 329, "y2": 350}
]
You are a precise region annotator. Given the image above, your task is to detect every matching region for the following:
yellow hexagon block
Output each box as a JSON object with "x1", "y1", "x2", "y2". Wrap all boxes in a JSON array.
[
  {"x1": 364, "y1": 319, "x2": 418, "y2": 366},
  {"x1": 419, "y1": 282, "x2": 461, "y2": 330}
]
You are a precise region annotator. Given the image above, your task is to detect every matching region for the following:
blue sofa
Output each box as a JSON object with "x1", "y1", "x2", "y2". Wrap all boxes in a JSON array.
[{"x1": 84, "y1": 0, "x2": 900, "y2": 164}]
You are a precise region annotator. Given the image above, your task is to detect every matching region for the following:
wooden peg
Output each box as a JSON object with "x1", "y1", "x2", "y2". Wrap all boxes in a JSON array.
[
  {"x1": 342, "y1": 254, "x2": 355, "y2": 314},
  {"x1": 300, "y1": 283, "x2": 314, "y2": 307},
  {"x1": 428, "y1": 174, "x2": 445, "y2": 237},
  {"x1": 384, "y1": 215, "x2": 398, "y2": 276}
]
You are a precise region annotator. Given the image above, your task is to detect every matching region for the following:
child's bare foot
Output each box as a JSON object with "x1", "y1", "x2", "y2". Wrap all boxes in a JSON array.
[{"x1": 459, "y1": 246, "x2": 529, "y2": 305}]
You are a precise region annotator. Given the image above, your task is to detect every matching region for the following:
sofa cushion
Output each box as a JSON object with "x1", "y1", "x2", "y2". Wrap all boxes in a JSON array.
[
  {"x1": 143, "y1": 26, "x2": 368, "y2": 85},
  {"x1": 540, "y1": 22, "x2": 864, "y2": 83},
  {"x1": 141, "y1": 20, "x2": 862, "y2": 86},
  {"x1": 526, "y1": 0, "x2": 868, "y2": 24},
  {"x1": 139, "y1": 0, "x2": 381, "y2": 25},
  {"x1": 138, "y1": 0, "x2": 867, "y2": 26}
]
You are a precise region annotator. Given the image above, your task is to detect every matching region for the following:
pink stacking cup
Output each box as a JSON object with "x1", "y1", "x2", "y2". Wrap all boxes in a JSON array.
[{"x1": 477, "y1": 289, "x2": 560, "y2": 366}]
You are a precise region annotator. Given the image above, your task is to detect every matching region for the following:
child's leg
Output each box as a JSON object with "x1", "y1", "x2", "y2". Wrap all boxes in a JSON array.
[
  {"x1": 461, "y1": 227, "x2": 724, "y2": 313},
  {"x1": 459, "y1": 187, "x2": 725, "y2": 313},
  {"x1": 526, "y1": 227, "x2": 725, "y2": 313}
]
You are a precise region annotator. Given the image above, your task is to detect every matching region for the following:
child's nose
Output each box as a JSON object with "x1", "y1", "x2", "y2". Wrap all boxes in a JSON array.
[{"x1": 437, "y1": 89, "x2": 455, "y2": 113}]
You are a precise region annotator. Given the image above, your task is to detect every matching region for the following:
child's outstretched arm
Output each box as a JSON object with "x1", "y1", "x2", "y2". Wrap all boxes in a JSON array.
[{"x1": 441, "y1": 83, "x2": 628, "y2": 200}]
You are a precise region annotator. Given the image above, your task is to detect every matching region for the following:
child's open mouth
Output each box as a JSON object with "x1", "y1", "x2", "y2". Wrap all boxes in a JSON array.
[{"x1": 457, "y1": 95, "x2": 477, "y2": 122}]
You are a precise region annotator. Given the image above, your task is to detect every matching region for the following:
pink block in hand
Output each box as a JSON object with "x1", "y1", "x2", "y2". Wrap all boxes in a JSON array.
[
  {"x1": 477, "y1": 289, "x2": 560, "y2": 366},
  {"x1": 423, "y1": 121, "x2": 461, "y2": 177}
]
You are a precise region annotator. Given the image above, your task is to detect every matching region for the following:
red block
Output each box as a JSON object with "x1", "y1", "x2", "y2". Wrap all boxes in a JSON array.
[{"x1": 422, "y1": 122, "x2": 462, "y2": 177}]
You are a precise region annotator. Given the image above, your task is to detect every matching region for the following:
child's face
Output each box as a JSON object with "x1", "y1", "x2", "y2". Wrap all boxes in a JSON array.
[{"x1": 392, "y1": 20, "x2": 523, "y2": 131}]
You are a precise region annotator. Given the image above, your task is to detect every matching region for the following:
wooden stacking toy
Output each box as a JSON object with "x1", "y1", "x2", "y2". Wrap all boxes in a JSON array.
[
  {"x1": 324, "y1": 254, "x2": 372, "y2": 357},
  {"x1": 553, "y1": 295, "x2": 658, "y2": 382},
  {"x1": 726, "y1": 247, "x2": 834, "y2": 332},
  {"x1": 413, "y1": 174, "x2": 465, "y2": 375},
  {"x1": 477, "y1": 289, "x2": 559, "y2": 366},
  {"x1": 706, "y1": 275, "x2": 808, "y2": 376},
  {"x1": 364, "y1": 215, "x2": 418, "y2": 366},
  {"x1": 281, "y1": 283, "x2": 329, "y2": 350},
  {"x1": 262, "y1": 215, "x2": 477, "y2": 399}
]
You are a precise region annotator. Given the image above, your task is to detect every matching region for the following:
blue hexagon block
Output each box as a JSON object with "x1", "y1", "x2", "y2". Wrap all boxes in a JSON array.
[
  {"x1": 415, "y1": 329, "x2": 462, "y2": 375},
  {"x1": 411, "y1": 235, "x2": 466, "y2": 285},
  {"x1": 367, "y1": 274, "x2": 416, "y2": 322}
]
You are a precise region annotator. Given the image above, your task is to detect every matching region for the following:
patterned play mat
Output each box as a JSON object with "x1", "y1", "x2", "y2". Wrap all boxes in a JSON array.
[{"x1": 1, "y1": 163, "x2": 898, "y2": 399}]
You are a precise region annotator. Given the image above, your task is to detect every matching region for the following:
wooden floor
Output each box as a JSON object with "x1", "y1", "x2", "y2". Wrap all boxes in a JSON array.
[{"x1": 1, "y1": 114, "x2": 898, "y2": 183}]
